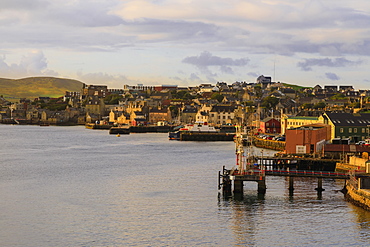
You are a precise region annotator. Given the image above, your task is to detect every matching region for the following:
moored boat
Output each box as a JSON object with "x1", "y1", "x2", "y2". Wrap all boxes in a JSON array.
[{"x1": 169, "y1": 122, "x2": 234, "y2": 141}]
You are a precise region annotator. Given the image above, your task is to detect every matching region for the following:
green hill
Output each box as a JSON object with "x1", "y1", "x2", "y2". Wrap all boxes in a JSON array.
[{"x1": 0, "y1": 77, "x2": 84, "y2": 101}]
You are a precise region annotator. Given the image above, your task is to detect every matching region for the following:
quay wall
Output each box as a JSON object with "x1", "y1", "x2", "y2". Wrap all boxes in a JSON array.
[
  {"x1": 345, "y1": 182, "x2": 370, "y2": 211},
  {"x1": 252, "y1": 137, "x2": 285, "y2": 151},
  {"x1": 180, "y1": 132, "x2": 234, "y2": 141}
]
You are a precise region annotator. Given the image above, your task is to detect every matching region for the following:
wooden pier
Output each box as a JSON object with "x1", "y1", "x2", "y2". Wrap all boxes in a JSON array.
[
  {"x1": 218, "y1": 166, "x2": 350, "y2": 196},
  {"x1": 218, "y1": 126, "x2": 355, "y2": 197}
]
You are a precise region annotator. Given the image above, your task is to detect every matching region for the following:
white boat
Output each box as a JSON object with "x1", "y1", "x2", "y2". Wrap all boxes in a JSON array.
[
  {"x1": 179, "y1": 122, "x2": 219, "y2": 132},
  {"x1": 169, "y1": 122, "x2": 219, "y2": 140}
]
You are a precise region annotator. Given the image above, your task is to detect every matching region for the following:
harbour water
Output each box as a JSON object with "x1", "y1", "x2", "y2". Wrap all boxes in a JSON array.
[{"x1": 0, "y1": 124, "x2": 369, "y2": 246}]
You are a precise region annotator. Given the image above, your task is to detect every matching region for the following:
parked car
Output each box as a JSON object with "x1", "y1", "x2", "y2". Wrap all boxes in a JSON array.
[
  {"x1": 356, "y1": 141, "x2": 365, "y2": 145},
  {"x1": 276, "y1": 137, "x2": 286, "y2": 141}
]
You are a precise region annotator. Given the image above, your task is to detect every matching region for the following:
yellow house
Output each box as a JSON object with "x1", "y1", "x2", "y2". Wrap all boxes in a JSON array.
[
  {"x1": 281, "y1": 115, "x2": 321, "y2": 134},
  {"x1": 109, "y1": 110, "x2": 130, "y2": 125}
]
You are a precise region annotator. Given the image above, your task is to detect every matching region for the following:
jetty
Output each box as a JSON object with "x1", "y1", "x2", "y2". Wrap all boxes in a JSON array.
[{"x1": 218, "y1": 126, "x2": 370, "y2": 199}]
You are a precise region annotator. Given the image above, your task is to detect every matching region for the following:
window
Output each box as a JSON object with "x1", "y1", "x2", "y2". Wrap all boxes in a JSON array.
[
  {"x1": 354, "y1": 128, "x2": 357, "y2": 133},
  {"x1": 340, "y1": 128, "x2": 343, "y2": 133},
  {"x1": 362, "y1": 128, "x2": 365, "y2": 133},
  {"x1": 349, "y1": 128, "x2": 352, "y2": 133}
]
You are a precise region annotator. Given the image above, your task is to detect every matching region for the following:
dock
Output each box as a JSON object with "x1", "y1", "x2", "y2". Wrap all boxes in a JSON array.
[
  {"x1": 218, "y1": 125, "x2": 367, "y2": 197},
  {"x1": 179, "y1": 132, "x2": 235, "y2": 141}
]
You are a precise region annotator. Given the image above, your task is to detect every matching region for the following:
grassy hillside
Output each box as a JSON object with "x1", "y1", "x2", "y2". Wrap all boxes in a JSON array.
[
  {"x1": 0, "y1": 77, "x2": 84, "y2": 101},
  {"x1": 282, "y1": 83, "x2": 312, "y2": 91}
]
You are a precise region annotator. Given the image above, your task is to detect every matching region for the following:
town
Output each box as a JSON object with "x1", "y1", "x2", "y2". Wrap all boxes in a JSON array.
[
  {"x1": 1, "y1": 74, "x2": 370, "y2": 208},
  {"x1": 1, "y1": 75, "x2": 370, "y2": 140}
]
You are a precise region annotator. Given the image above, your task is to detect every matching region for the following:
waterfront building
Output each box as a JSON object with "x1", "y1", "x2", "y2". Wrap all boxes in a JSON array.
[
  {"x1": 148, "y1": 107, "x2": 171, "y2": 125},
  {"x1": 259, "y1": 117, "x2": 281, "y2": 134},
  {"x1": 85, "y1": 98, "x2": 106, "y2": 118},
  {"x1": 195, "y1": 104, "x2": 212, "y2": 123},
  {"x1": 130, "y1": 111, "x2": 147, "y2": 126},
  {"x1": 109, "y1": 110, "x2": 130, "y2": 125},
  {"x1": 208, "y1": 104, "x2": 237, "y2": 125},
  {"x1": 179, "y1": 106, "x2": 197, "y2": 124},
  {"x1": 285, "y1": 123, "x2": 331, "y2": 154},
  {"x1": 281, "y1": 115, "x2": 320, "y2": 135},
  {"x1": 319, "y1": 112, "x2": 370, "y2": 143}
]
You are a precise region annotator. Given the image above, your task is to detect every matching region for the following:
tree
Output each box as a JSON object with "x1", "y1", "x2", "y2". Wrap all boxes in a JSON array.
[
  {"x1": 301, "y1": 103, "x2": 313, "y2": 109},
  {"x1": 261, "y1": 96, "x2": 279, "y2": 109},
  {"x1": 104, "y1": 94, "x2": 123, "y2": 104},
  {"x1": 254, "y1": 85, "x2": 263, "y2": 98},
  {"x1": 331, "y1": 93, "x2": 347, "y2": 100},
  {"x1": 211, "y1": 93, "x2": 224, "y2": 102},
  {"x1": 313, "y1": 102, "x2": 326, "y2": 109}
]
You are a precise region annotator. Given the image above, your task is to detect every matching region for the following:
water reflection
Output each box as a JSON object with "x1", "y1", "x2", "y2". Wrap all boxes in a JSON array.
[
  {"x1": 218, "y1": 177, "x2": 370, "y2": 246},
  {"x1": 348, "y1": 203, "x2": 370, "y2": 242},
  {"x1": 219, "y1": 192, "x2": 266, "y2": 246}
]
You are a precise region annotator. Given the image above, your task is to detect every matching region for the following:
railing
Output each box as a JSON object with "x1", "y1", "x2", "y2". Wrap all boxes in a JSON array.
[
  {"x1": 231, "y1": 169, "x2": 264, "y2": 176},
  {"x1": 347, "y1": 169, "x2": 358, "y2": 189},
  {"x1": 264, "y1": 169, "x2": 350, "y2": 178}
]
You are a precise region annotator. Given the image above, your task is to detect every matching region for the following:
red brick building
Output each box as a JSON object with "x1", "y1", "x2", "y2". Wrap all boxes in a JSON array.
[
  {"x1": 285, "y1": 124, "x2": 331, "y2": 154},
  {"x1": 259, "y1": 117, "x2": 281, "y2": 134}
]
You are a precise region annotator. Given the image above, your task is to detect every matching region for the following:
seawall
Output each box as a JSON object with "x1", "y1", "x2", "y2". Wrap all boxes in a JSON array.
[{"x1": 345, "y1": 181, "x2": 370, "y2": 211}]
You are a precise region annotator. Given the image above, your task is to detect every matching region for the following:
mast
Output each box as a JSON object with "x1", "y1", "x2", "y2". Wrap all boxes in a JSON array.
[{"x1": 235, "y1": 125, "x2": 245, "y2": 173}]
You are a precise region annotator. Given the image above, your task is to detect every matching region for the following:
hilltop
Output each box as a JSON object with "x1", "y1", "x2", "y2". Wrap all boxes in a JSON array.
[{"x1": 0, "y1": 77, "x2": 84, "y2": 101}]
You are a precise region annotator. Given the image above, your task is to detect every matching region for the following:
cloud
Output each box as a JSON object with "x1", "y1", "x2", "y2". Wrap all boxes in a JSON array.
[
  {"x1": 297, "y1": 57, "x2": 362, "y2": 71},
  {"x1": 2, "y1": 0, "x2": 370, "y2": 58},
  {"x1": 44, "y1": 1, "x2": 124, "y2": 27},
  {"x1": 1, "y1": 0, "x2": 370, "y2": 89},
  {"x1": 182, "y1": 51, "x2": 249, "y2": 73},
  {"x1": 247, "y1": 72, "x2": 259, "y2": 78},
  {"x1": 0, "y1": 0, "x2": 47, "y2": 10},
  {"x1": 325, "y1": 72, "x2": 340, "y2": 80},
  {"x1": 0, "y1": 50, "x2": 58, "y2": 78},
  {"x1": 189, "y1": 73, "x2": 201, "y2": 81}
]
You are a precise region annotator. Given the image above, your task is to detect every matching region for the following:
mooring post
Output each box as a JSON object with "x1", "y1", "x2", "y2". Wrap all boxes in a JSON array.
[
  {"x1": 233, "y1": 180, "x2": 243, "y2": 194},
  {"x1": 315, "y1": 177, "x2": 325, "y2": 191},
  {"x1": 288, "y1": 176, "x2": 294, "y2": 191},
  {"x1": 257, "y1": 180, "x2": 266, "y2": 194}
]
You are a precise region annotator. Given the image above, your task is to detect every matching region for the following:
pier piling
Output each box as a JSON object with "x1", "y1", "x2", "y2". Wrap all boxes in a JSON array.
[
  {"x1": 315, "y1": 178, "x2": 325, "y2": 192},
  {"x1": 288, "y1": 176, "x2": 294, "y2": 191},
  {"x1": 233, "y1": 180, "x2": 244, "y2": 194},
  {"x1": 257, "y1": 180, "x2": 267, "y2": 194}
]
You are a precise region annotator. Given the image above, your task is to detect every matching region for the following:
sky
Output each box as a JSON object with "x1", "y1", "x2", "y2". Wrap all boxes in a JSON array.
[{"x1": 1, "y1": 0, "x2": 370, "y2": 90}]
